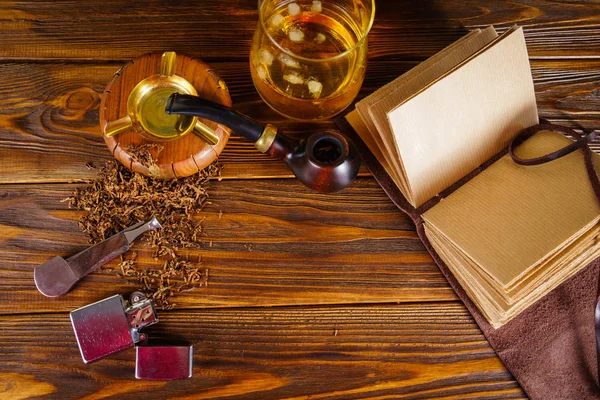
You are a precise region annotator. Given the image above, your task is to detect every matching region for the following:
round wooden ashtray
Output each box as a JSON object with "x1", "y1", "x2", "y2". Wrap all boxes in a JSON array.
[{"x1": 100, "y1": 51, "x2": 232, "y2": 178}]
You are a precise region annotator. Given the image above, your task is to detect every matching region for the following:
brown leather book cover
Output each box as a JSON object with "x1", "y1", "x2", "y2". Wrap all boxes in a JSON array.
[{"x1": 335, "y1": 115, "x2": 600, "y2": 399}]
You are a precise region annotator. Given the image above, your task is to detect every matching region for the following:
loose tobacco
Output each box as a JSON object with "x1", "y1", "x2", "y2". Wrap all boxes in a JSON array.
[{"x1": 64, "y1": 147, "x2": 221, "y2": 309}]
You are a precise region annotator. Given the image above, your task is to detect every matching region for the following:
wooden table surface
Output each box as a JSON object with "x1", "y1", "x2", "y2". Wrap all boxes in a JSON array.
[{"x1": 1, "y1": 1, "x2": 599, "y2": 398}]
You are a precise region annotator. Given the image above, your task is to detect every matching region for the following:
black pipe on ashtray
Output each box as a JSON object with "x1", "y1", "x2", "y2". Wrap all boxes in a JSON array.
[{"x1": 165, "y1": 93, "x2": 360, "y2": 193}]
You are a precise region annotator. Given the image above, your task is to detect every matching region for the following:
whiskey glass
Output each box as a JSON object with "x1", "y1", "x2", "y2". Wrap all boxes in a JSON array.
[{"x1": 250, "y1": 0, "x2": 375, "y2": 121}]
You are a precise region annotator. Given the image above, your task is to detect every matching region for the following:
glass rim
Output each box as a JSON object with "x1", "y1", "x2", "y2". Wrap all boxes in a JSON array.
[{"x1": 257, "y1": 0, "x2": 375, "y2": 63}]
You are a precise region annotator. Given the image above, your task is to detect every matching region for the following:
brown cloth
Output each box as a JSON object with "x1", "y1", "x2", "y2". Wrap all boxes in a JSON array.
[{"x1": 335, "y1": 117, "x2": 600, "y2": 399}]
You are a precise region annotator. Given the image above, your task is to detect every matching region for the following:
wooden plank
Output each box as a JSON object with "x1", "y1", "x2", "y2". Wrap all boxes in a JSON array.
[
  {"x1": 0, "y1": 0, "x2": 598, "y2": 60},
  {"x1": 0, "y1": 303, "x2": 525, "y2": 399},
  {"x1": 0, "y1": 59, "x2": 599, "y2": 184},
  {"x1": 0, "y1": 179, "x2": 458, "y2": 315}
]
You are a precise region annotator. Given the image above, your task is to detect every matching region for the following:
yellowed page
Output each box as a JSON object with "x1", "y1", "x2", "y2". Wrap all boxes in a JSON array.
[
  {"x1": 422, "y1": 130, "x2": 600, "y2": 288},
  {"x1": 345, "y1": 110, "x2": 409, "y2": 197},
  {"x1": 362, "y1": 26, "x2": 499, "y2": 206},
  {"x1": 427, "y1": 220, "x2": 600, "y2": 305},
  {"x1": 426, "y1": 222, "x2": 600, "y2": 327},
  {"x1": 357, "y1": 29, "x2": 482, "y2": 111},
  {"x1": 354, "y1": 29, "x2": 483, "y2": 188},
  {"x1": 388, "y1": 27, "x2": 538, "y2": 207}
]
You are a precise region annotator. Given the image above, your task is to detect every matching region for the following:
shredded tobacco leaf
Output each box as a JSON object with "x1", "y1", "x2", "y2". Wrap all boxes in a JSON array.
[
  {"x1": 118, "y1": 252, "x2": 209, "y2": 310},
  {"x1": 127, "y1": 143, "x2": 164, "y2": 176},
  {"x1": 63, "y1": 148, "x2": 221, "y2": 309}
]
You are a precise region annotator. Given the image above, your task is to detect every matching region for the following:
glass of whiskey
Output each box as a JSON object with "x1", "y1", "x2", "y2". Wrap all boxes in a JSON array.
[{"x1": 250, "y1": 0, "x2": 375, "y2": 121}]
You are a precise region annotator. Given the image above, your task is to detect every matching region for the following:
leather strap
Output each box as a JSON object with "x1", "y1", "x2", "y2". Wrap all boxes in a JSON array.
[
  {"x1": 509, "y1": 121, "x2": 600, "y2": 204},
  {"x1": 509, "y1": 121, "x2": 600, "y2": 385},
  {"x1": 509, "y1": 123, "x2": 598, "y2": 166}
]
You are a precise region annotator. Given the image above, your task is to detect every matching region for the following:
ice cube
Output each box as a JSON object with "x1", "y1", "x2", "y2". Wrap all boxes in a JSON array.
[
  {"x1": 315, "y1": 33, "x2": 326, "y2": 44},
  {"x1": 283, "y1": 72, "x2": 305, "y2": 85},
  {"x1": 311, "y1": 1, "x2": 322, "y2": 13},
  {"x1": 288, "y1": 2, "x2": 301, "y2": 16},
  {"x1": 307, "y1": 79, "x2": 322, "y2": 97},
  {"x1": 278, "y1": 53, "x2": 300, "y2": 68},
  {"x1": 258, "y1": 48, "x2": 274, "y2": 65},
  {"x1": 289, "y1": 28, "x2": 304, "y2": 43},
  {"x1": 257, "y1": 65, "x2": 267, "y2": 80},
  {"x1": 268, "y1": 13, "x2": 284, "y2": 27}
]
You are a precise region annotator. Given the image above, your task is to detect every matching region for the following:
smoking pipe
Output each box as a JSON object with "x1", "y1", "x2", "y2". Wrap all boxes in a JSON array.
[{"x1": 165, "y1": 93, "x2": 360, "y2": 193}]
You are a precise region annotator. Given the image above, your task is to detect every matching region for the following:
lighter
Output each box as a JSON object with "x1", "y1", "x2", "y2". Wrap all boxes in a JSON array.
[
  {"x1": 70, "y1": 292, "x2": 158, "y2": 363},
  {"x1": 70, "y1": 292, "x2": 193, "y2": 380}
]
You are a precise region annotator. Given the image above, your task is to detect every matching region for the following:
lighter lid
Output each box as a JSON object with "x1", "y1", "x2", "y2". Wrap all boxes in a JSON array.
[{"x1": 135, "y1": 343, "x2": 193, "y2": 380}]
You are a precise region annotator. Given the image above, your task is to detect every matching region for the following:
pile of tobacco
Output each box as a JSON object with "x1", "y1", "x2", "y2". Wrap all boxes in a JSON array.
[{"x1": 64, "y1": 146, "x2": 221, "y2": 309}]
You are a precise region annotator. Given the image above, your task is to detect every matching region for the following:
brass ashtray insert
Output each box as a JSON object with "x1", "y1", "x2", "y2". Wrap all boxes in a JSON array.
[{"x1": 104, "y1": 52, "x2": 219, "y2": 145}]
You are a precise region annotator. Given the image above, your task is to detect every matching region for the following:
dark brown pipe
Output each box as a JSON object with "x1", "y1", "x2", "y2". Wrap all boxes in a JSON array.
[{"x1": 166, "y1": 93, "x2": 360, "y2": 193}]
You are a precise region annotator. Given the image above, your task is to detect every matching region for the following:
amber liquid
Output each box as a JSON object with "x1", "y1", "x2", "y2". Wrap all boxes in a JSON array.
[{"x1": 250, "y1": 2, "x2": 367, "y2": 120}]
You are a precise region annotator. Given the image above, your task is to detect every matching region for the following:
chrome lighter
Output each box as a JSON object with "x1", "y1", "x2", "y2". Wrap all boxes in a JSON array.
[
  {"x1": 70, "y1": 292, "x2": 158, "y2": 363},
  {"x1": 70, "y1": 292, "x2": 193, "y2": 380}
]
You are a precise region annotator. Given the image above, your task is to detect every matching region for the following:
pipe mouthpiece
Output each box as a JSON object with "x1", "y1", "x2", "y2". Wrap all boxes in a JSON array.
[{"x1": 165, "y1": 93, "x2": 178, "y2": 115}]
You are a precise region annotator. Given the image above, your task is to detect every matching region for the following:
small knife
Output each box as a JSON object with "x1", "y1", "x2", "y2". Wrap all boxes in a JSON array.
[{"x1": 34, "y1": 216, "x2": 162, "y2": 297}]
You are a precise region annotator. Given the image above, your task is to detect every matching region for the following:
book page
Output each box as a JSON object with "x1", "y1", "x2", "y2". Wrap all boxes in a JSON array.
[
  {"x1": 422, "y1": 130, "x2": 600, "y2": 288},
  {"x1": 345, "y1": 110, "x2": 407, "y2": 194},
  {"x1": 362, "y1": 26, "x2": 498, "y2": 205},
  {"x1": 387, "y1": 27, "x2": 538, "y2": 207},
  {"x1": 355, "y1": 28, "x2": 498, "y2": 205},
  {"x1": 357, "y1": 29, "x2": 482, "y2": 111},
  {"x1": 354, "y1": 29, "x2": 482, "y2": 179}
]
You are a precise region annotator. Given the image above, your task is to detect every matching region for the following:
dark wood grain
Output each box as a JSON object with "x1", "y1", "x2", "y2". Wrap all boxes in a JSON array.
[
  {"x1": 0, "y1": 1, "x2": 597, "y2": 398},
  {"x1": 0, "y1": 0, "x2": 599, "y2": 61},
  {"x1": 0, "y1": 303, "x2": 525, "y2": 399},
  {"x1": 0, "y1": 59, "x2": 599, "y2": 184},
  {"x1": 0, "y1": 179, "x2": 456, "y2": 315}
]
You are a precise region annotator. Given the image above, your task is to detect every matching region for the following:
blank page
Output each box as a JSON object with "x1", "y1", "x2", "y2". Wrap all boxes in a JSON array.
[
  {"x1": 422, "y1": 130, "x2": 600, "y2": 287},
  {"x1": 387, "y1": 27, "x2": 538, "y2": 207}
]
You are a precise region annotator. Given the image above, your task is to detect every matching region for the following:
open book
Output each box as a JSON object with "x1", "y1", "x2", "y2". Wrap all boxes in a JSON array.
[{"x1": 342, "y1": 26, "x2": 600, "y2": 328}]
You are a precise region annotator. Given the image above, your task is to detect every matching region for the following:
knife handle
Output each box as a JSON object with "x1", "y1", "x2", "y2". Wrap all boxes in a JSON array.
[{"x1": 67, "y1": 234, "x2": 130, "y2": 279}]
